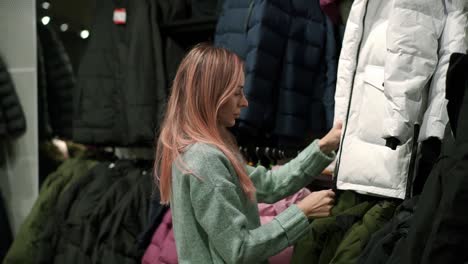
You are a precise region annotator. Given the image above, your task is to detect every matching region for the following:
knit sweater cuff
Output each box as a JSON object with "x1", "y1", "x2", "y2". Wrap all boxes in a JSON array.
[
  {"x1": 297, "y1": 140, "x2": 336, "y2": 176},
  {"x1": 274, "y1": 204, "x2": 309, "y2": 245}
]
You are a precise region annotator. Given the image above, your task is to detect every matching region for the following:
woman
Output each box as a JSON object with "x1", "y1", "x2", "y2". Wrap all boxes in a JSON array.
[{"x1": 155, "y1": 43, "x2": 342, "y2": 263}]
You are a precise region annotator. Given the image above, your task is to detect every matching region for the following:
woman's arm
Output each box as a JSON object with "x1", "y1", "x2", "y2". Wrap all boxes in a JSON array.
[
  {"x1": 246, "y1": 140, "x2": 334, "y2": 203},
  {"x1": 187, "y1": 150, "x2": 309, "y2": 263},
  {"x1": 183, "y1": 143, "x2": 335, "y2": 263},
  {"x1": 247, "y1": 123, "x2": 341, "y2": 203}
]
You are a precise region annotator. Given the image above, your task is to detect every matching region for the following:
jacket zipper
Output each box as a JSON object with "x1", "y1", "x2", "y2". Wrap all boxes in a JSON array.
[
  {"x1": 333, "y1": 0, "x2": 371, "y2": 188},
  {"x1": 405, "y1": 124, "x2": 420, "y2": 198}
]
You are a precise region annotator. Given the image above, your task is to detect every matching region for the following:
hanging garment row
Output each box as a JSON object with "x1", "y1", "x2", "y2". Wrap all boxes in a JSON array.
[
  {"x1": 238, "y1": 145, "x2": 301, "y2": 166},
  {"x1": 4, "y1": 147, "x2": 157, "y2": 264},
  {"x1": 6, "y1": 53, "x2": 467, "y2": 264},
  {"x1": 50, "y1": 0, "x2": 345, "y2": 150}
]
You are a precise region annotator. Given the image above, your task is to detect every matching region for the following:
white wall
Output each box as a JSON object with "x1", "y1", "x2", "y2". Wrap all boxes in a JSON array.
[{"x1": 0, "y1": 0, "x2": 39, "y2": 235}]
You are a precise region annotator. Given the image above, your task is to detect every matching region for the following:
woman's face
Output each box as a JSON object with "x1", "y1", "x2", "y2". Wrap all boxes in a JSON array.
[{"x1": 218, "y1": 74, "x2": 248, "y2": 128}]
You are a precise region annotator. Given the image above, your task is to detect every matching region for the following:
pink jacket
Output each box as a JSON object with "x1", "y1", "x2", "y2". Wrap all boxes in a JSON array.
[
  {"x1": 142, "y1": 189, "x2": 311, "y2": 264},
  {"x1": 258, "y1": 188, "x2": 311, "y2": 264},
  {"x1": 141, "y1": 209, "x2": 177, "y2": 264}
]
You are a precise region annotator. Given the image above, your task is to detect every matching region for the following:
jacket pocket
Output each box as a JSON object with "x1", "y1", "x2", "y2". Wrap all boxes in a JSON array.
[{"x1": 357, "y1": 65, "x2": 386, "y2": 145}]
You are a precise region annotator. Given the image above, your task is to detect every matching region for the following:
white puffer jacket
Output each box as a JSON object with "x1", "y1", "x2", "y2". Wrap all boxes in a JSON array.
[{"x1": 334, "y1": 0, "x2": 467, "y2": 199}]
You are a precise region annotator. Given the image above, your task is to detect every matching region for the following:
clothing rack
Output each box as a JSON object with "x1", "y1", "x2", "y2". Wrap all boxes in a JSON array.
[
  {"x1": 238, "y1": 144, "x2": 336, "y2": 192},
  {"x1": 238, "y1": 145, "x2": 301, "y2": 166}
]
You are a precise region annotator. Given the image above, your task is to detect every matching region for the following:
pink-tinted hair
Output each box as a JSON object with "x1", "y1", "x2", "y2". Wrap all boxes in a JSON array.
[{"x1": 154, "y1": 43, "x2": 255, "y2": 204}]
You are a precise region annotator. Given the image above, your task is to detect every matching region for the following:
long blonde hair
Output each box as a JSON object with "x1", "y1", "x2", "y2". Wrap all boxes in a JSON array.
[{"x1": 155, "y1": 43, "x2": 255, "y2": 204}]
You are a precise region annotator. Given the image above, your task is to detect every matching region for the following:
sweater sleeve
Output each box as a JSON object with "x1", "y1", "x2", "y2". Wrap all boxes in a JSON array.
[
  {"x1": 246, "y1": 140, "x2": 335, "y2": 204},
  {"x1": 190, "y1": 173, "x2": 309, "y2": 264}
]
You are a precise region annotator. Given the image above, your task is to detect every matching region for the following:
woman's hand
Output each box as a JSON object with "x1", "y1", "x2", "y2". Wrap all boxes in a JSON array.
[
  {"x1": 297, "y1": 189, "x2": 335, "y2": 218},
  {"x1": 319, "y1": 121, "x2": 343, "y2": 154}
]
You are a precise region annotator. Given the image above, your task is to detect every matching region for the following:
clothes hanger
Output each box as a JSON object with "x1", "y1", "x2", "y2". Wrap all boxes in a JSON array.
[
  {"x1": 255, "y1": 147, "x2": 262, "y2": 167},
  {"x1": 264, "y1": 147, "x2": 274, "y2": 168}
]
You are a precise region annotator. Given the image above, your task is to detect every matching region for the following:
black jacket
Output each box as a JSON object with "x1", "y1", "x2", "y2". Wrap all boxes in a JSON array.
[
  {"x1": 358, "y1": 196, "x2": 419, "y2": 264},
  {"x1": 37, "y1": 161, "x2": 133, "y2": 263},
  {"x1": 37, "y1": 25, "x2": 75, "y2": 140},
  {"x1": 73, "y1": 0, "x2": 167, "y2": 147},
  {"x1": 0, "y1": 55, "x2": 26, "y2": 139},
  {"x1": 90, "y1": 169, "x2": 153, "y2": 263},
  {"x1": 37, "y1": 160, "x2": 157, "y2": 264}
]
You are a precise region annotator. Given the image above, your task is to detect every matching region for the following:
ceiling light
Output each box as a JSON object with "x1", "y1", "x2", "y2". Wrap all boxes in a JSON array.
[
  {"x1": 80, "y1": 30, "x2": 90, "y2": 39},
  {"x1": 42, "y1": 2, "x2": 50, "y2": 9},
  {"x1": 41, "y1": 16, "x2": 50, "y2": 25},
  {"x1": 60, "y1": 23, "x2": 68, "y2": 32}
]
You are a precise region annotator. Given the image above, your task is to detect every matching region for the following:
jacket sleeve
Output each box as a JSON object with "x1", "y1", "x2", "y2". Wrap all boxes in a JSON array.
[
  {"x1": 419, "y1": 0, "x2": 468, "y2": 141},
  {"x1": 0, "y1": 55, "x2": 27, "y2": 138},
  {"x1": 382, "y1": 0, "x2": 446, "y2": 142},
  {"x1": 333, "y1": 0, "x2": 365, "y2": 124},
  {"x1": 38, "y1": 25, "x2": 75, "y2": 139},
  {"x1": 246, "y1": 140, "x2": 335, "y2": 204},
  {"x1": 190, "y1": 167, "x2": 309, "y2": 264}
]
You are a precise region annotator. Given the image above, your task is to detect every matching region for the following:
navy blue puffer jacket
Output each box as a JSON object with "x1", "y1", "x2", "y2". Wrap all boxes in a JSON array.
[
  {"x1": 215, "y1": 0, "x2": 337, "y2": 147},
  {"x1": 214, "y1": 0, "x2": 251, "y2": 59}
]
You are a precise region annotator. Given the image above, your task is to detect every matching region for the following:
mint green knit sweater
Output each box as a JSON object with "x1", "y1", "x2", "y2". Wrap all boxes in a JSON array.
[{"x1": 170, "y1": 140, "x2": 335, "y2": 264}]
